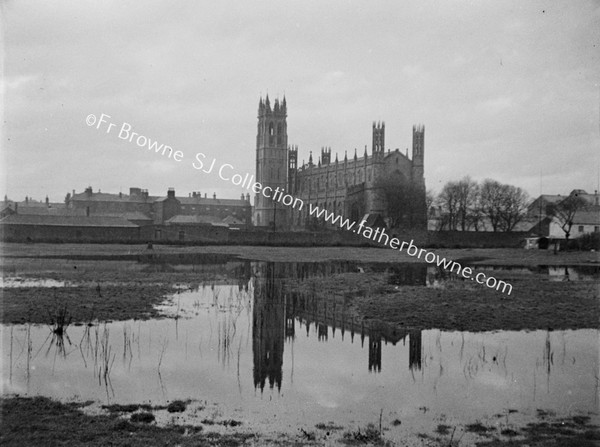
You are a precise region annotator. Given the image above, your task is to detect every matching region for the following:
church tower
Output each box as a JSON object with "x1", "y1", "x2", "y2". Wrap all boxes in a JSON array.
[
  {"x1": 254, "y1": 95, "x2": 288, "y2": 228},
  {"x1": 411, "y1": 124, "x2": 425, "y2": 186}
]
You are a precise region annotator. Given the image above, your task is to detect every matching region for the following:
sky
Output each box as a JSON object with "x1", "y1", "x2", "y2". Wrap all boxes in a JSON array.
[{"x1": 2, "y1": 0, "x2": 599, "y2": 203}]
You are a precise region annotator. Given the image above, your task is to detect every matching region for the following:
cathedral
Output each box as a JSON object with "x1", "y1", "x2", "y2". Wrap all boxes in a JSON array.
[{"x1": 253, "y1": 96, "x2": 426, "y2": 229}]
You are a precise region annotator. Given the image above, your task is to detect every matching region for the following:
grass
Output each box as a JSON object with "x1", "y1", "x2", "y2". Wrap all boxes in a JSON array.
[
  {"x1": 315, "y1": 422, "x2": 344, "y2": 431},
  {"x1": 167, "y1": 399, "x2": 189, "y2": 413},
  {"x1": 0, "y1": 396, "x2": 256, "y2": 447},
  {"x1": 285, "y1": 268, "x2": 599, "y2": 331},
  {"x1": 341, "y1": 423, "x2": 392, "y2": 446},
  {"x1": 475, "y1": 417, "x2": 600, "y2": 447},
  {"x1": 130, "y1": 412, "x2": 155, "y2": 423},
  {"x1": 1, "y1": 284, "x2": 176, "y2": 325}
]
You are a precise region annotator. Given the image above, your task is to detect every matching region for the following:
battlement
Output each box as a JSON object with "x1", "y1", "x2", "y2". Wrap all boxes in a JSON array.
[{"x1": 258, "y1": 95, "x2": 287, "y2": 117}]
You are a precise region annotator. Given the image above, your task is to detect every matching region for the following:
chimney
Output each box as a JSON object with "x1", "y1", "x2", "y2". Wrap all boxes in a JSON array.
[
  {"x1": 246, "y1": 193, "x2": 250, "y2": 202},
  {"x1": 213, "y1": 192, "x2": 216, "y2": 200},
  {"x1": 241, "y1": 193, "x2": 244, "y2": 200},
  {"x1": 45, "y1": 196, "x2": 49, "y2": 206},
  {"x1": 204, "y1": 193, "x2": 207, "y2": 198},
  {"x1": 167, "y1": 188, "x2": 175, "y2": 199}
]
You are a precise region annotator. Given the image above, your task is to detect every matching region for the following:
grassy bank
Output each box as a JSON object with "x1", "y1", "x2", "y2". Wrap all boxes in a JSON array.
[
  {"x1": 285, "y1": 268, "x2": 599, "y2": 331},
  {"x1": 2, "y1": 242, "x2": 599, "y2": 265},
  {"x1": 2, "y1": 396, "x2": 598, "y2": 447}
]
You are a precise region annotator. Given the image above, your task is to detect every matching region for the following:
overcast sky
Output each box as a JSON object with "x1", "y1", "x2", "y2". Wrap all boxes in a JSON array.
[{"x1": 2, "y1": 0, "x2": 599, "y2": 203}]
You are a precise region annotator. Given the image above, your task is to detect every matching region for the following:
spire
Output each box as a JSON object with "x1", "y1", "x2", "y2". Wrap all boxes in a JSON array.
[
  {"x1": 354, "y1": 148, "x2": 357, "y2": 160},
  {"x1": 309, "y1": 151, "x2": 313, "y2": 165}
]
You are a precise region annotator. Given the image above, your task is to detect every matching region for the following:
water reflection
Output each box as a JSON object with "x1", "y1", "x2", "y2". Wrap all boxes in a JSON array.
[
  {"x1": 1, "y1": 260, "x2": 598, "y2": 432},
  {"x1": 252, "y1": 262, "x2": 426, "y2": 383}
]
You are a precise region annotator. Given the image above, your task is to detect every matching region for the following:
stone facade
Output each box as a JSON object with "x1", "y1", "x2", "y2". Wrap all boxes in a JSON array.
[{"x1": 253, "y1": 96, "x2": 426, "y2": 229}]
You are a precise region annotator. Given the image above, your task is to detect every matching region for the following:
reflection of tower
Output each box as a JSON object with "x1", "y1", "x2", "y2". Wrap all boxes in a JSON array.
[
  {"x1": 318, "y1": 323, "x2": 328, "y2": 341},
  {"x1": 408, "y1": 330, "x2": 422, "y2": 370},
  {"x1": 252, "y1": 262, "x2": 285, "y2": 391},
  {"x1": 368, "y1": 334, "x2": 382, "y2": 372},
  {"x1": 285, "y1": 316, "x2": 295, "y2": 340}
]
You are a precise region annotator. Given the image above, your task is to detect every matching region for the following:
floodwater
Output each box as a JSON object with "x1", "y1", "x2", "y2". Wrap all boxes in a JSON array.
[{"x1": 1, "y1": 261, "x2": 598, "y2": 436}]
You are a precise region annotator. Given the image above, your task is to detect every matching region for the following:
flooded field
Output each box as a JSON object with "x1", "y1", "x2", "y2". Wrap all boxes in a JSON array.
[{"x1": 2, "y1": 259, "x2": 599, "y2": 444}]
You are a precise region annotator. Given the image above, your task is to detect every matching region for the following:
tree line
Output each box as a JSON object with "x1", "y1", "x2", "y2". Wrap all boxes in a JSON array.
[{"x1": 434, "y1": 177, "x2": 530, "y2": 232}]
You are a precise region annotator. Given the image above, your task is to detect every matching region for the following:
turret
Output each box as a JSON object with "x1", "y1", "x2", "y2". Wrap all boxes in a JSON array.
[
  {"x1": 412, "y1": 124, "x2": 425, "y2": 184},
  {"x1": 372, "y1": 121, "x2": 385, "y2": 156}
]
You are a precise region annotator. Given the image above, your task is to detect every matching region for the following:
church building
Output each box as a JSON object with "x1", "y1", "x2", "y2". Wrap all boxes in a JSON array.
[{"x1": 253, "y1": 96, "x2": 426, "y2": 229}]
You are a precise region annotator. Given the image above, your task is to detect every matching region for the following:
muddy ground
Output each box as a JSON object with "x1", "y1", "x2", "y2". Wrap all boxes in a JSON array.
[
  {"x1": 284, "y1": 267, "x2": 599, "y2": 331},
  {"x1": 1, "y1": 243, "x2": 599, "y2": 446},
  {"x1": 2, "y1": 241, "x2": 599, "y2": 264},
  {"x1": 1, "y1": 243, "x2": 598, "y2": 330},
  {"x1": 1, "y1": 395, "x2": 599, "y2": 447}
]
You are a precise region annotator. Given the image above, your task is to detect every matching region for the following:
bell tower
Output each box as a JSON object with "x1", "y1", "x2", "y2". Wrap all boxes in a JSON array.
[
  {"x1": 254, "y1": 95, "x2": 289, "y2": 228},
  {"x1": 411, "y1": 124, "x2": 425, "y2": 186}
]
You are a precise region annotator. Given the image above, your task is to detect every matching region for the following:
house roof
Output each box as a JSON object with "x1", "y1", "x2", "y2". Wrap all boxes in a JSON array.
[
  {"x1": 165, "y1": 214, "x2": 224, "y2": 225},
  {"x1": 0, "y1": 214, "x2": 138, "y2": 227},
  {"x1": 13, "y1": 206, "x2": 84, "y2": 216},
  {"x1": 97, "y1": 212, "x2": 153, "y2": 221},
  {"x1": 221, "y1": 215, "x2": 245, "y2": 225},
  {"x1": 71, "y1": 192, "x2": 158, "y2": 203},
  {"x1": 573, "y1": 210, "x2": 600, "y2": 225},
  {"x1": 178, "y1": 197, "x2": 249, "y2": 207}
]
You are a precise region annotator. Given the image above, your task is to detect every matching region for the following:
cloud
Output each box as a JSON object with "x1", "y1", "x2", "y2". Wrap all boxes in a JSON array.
[{"x1": 3, "y1": 0, "x2": 599, "y2": 200}]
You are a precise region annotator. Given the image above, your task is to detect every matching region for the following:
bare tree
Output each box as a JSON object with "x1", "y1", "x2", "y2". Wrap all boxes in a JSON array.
[
  {"x1": 479, "y1": 179, "x2": 505, "y2": 232},
  {"x1": 546, "y1": 194, "x2": 588, "y2": 244},
  {"x1": 375, "y1": 173, "x2": 426, "y2": 229},
  {"x1": 498, "y1": 185, "x2": 529, "y2": 232},
  {"x1": 437, "y1": 181, "x2": 460, "y2": 230},
  {"x1": 438, "y1": 177, "x2": 479, "y2": 231}
]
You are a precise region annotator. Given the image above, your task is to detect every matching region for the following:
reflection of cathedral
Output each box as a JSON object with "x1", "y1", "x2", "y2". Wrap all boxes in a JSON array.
[
  {"x1": 408, "y1": 330, "x2": 422, "y2": 370},
  {"x1": 250, "y1": 262, "x2": 425, "y2": 391},
  {"x1": 252, "y1": 263, "x2": 285, "y2": 391}
]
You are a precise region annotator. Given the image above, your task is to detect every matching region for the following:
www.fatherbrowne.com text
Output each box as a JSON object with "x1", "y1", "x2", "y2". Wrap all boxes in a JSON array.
[{"x1": 87, "y1": 113, "x2": 513, "y2": 296}]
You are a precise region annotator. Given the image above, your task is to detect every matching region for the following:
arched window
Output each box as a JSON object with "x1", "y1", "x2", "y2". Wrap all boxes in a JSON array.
[
  {"x1": 277, "y1": 123, "x2": 282, "y2": 135},
  {"x1": 269, "y1": 122, "x2": 274, "y2": 135}
]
